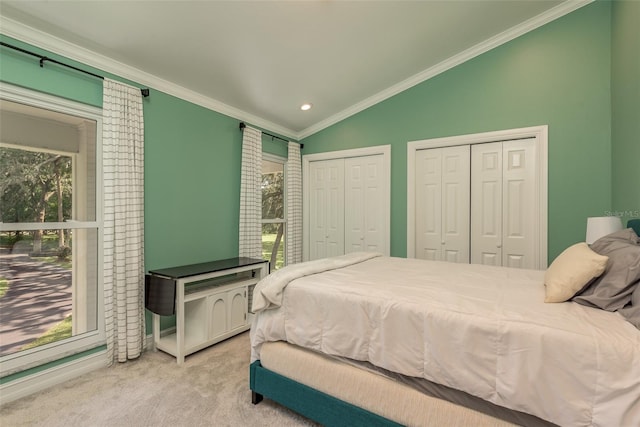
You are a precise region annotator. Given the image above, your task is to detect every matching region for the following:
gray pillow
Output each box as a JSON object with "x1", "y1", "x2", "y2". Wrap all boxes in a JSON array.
[
  {"x1": 619, "y1": 285, "x2": 640, "y2": 329},
  {"x1": 633, "y1": 281, "x2": 640, "y2": 306},
  {"x1": 572, "y1": 228, "x2": 640, "y2": 311}
]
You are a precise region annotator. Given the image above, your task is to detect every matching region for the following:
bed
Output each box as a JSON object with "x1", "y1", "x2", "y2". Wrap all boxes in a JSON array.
[{"x1": 249, "y1": 230, "x2": 640, "y2": 426}]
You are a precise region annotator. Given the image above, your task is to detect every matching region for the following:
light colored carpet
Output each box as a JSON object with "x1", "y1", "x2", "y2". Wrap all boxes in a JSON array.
[{"x1": 0, "y1": 332, "x2": 319, "y2": 426}]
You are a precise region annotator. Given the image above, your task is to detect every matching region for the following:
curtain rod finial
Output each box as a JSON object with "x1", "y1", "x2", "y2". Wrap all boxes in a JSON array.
[{"x1": 239, "y1": 122, "x2": 246, "y2": 130}]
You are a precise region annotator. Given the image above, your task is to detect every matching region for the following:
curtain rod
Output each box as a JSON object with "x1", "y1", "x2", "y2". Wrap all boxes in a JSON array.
[
  {"x1": 1, "y1": 41, "x2": 150, "y2": 98},
  {"x1": 239, "y1": 122, "x2": 303, "y2": 149}
]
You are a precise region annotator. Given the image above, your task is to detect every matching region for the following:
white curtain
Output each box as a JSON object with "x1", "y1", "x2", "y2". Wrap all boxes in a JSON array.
[
  {"x1": 286, "y1": 142, "x2": 303, "y2": 265},
  {"x1": 102, "y1": 78, "x2": 145, "y2": 364},
  {"x1": 239, "y1": 126, "x2": 262, "y2": 259}
]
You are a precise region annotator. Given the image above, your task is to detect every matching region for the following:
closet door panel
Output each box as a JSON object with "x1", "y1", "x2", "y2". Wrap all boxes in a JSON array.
[
  {"x1": 415, "y1": 149, "x2": 443, "y2": 260},
  {"x1": 309, "y1": 162, "x2": 326, "y2": 259},
  {"x1": 471, "y1": 143, "x2": 503, "y2": 266},
  {"x1": 441, "y1": 146, "x2": 470, "y2": 263},
  {"x1": 363, "y1": 155, "x2": 385, "y2": 253},
  {"x1": 415, "y1": 147, "x2": 469, "y2": 262},
  {"x1": 364, "y1": 179, "x2": 381, "y2": 252},
  {"x1": 326, "y1": 160, "x2": 345, "y2": 258},
  {"x1": 345, "y1": 159, "x2": 365, "y2": 252},
  {"x1": 502, "y1": 139, "x2": 536, "y2": 269},
  {"x1": 309, "y1": 159, "x2": 344, "y2": 260},
  {"x1": 345, "y1": 155, "x2": 386, "y2": 254}
]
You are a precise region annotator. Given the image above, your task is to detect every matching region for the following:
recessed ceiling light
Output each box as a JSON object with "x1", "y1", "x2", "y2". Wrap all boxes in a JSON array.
[{"x1": 300, "y1": 103, "x2": 312, "y2": 111}]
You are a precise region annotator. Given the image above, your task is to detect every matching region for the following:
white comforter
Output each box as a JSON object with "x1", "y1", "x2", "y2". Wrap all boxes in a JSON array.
[{"x1": 250, "y1": 255, "x2": 640, "y2": 427}]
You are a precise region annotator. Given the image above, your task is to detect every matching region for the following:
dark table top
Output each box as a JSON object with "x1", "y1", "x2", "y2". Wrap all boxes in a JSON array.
[{"x1": 148, "y1": 257, "x2": 267, "y2": 279}]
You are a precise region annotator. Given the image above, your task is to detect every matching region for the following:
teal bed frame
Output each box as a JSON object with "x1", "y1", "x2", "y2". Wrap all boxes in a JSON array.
[{"x1": 250, "y1": 360, "x2": 402, "y2": 426}]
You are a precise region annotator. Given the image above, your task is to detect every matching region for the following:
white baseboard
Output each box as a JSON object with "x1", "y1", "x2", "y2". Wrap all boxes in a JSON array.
[
  {"x1": 0, "y1": 349, "x2": 108, "y2": 405},
  {"x1": 1, "y1": 330, "x2": 177, "y2": 405}
]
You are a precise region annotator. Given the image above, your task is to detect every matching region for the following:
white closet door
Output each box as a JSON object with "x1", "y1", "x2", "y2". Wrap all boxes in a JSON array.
[
  {"x1": 345, "y1": 155, "x2": 386, "y2": 254},
  {"x1": 471, "y1": 143, "x2": 503, "y2": 266},
  {"x1": 308, "y1": 159, "x2": 345, "y2": 260},
  {"x1": 415, "y1": 149, "x2": 442, "y2": 260},
  {"x1": 441, "y1": 146, "x2": 470, "y2": 262},
  {"x1": 471, "y1": 139, "x2": 536, "y2": 268},
  {"x1": 415, "y1": 146, "x2": 470, "y2": 262},
  {"x1": 501, "y1": 139, "x2": 536, "y2": 268}
]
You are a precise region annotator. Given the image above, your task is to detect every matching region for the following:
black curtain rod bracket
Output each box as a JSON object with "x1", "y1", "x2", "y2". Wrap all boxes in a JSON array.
[
  {"x1": 239, "y1": 122, "x2": 303, "y2": 149},
  {"x1": 1, "y1": 41, "x2": 150, "y2": 98}
]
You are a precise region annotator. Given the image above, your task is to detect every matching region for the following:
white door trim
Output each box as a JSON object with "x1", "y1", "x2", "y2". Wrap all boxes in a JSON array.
[
  {"x1": 303, "y1": 145, "x2": 391, "y2": 261},
  {"x1": 407, "y1": 125, "x2": 548, "y2": 268}
]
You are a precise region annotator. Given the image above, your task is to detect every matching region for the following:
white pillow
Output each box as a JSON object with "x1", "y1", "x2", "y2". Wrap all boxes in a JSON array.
[{"x1": 544, "y1": 242, "x2": 609, "y2": 303}]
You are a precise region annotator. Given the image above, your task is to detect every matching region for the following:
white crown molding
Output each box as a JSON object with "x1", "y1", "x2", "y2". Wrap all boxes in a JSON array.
[
  {"x1": 0, "y1": 15, "x2": 298, "y2": 140},
  {"x1": 297, "y1": 0, "x2": 593, "y2": 140},
  {"x1": 1, "y1": 0, "x2": 592, "y2": 142}
]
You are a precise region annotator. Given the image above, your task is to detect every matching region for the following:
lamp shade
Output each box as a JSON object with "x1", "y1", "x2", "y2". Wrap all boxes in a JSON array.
[{"x1": 586, "y1": 216, "x2": 623, "y2": 244}]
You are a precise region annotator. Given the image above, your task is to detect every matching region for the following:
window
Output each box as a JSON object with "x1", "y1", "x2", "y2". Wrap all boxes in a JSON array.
[
  {"x1": 262, "y1": 155, "x2": 286, "y2": 270},
  {"x1": 0, "y1": 84, "x2": 103, "y2": 375}
]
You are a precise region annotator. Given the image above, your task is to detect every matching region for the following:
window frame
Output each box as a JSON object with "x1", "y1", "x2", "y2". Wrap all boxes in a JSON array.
[
  {"x1": 0, "y1": 82, "x2": 105, "y2": 376},
  {"x1": 261, "y1": 153, "x2": 287, "y2": 269}
]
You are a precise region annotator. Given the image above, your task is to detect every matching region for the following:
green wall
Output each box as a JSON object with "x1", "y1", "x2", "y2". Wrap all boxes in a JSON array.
[
  {"x1": 0, "y1": 37, "x2": 102, "y2": 107},
  {"x1": 143, "y1": 91, "x2": 242, "y2": 270},
  {"x1": 611, "y1": 0, "x2": 640, "y2": 225},
  {"x1": 301, "y1": 1, "x2": 614, "y2": 262},
  {"x1": 144, "y1": 96, "x2": 290, "y2": 270}
]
